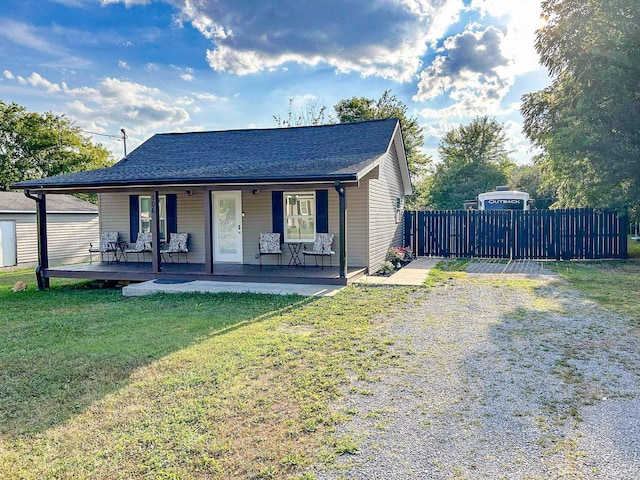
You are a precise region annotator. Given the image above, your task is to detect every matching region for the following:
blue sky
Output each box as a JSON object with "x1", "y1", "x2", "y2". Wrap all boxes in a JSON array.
[{"x1": 0, "y1": 0, "x2": 550, "y2": 164}]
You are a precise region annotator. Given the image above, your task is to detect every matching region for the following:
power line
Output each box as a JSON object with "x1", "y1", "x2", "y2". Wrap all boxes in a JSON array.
[{"x1": 80, "y1": 129, "x2": 122, "y2": 141}]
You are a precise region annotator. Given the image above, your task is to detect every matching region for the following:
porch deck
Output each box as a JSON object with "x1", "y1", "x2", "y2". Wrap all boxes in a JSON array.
[{"x1": 43, "y1": 262, "x2": 367, "y2": 286}]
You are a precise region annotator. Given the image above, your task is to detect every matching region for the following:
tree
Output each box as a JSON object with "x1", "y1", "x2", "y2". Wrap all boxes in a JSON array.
[
  {"x1": 0, "y1": 101, "x2": 112, "y2": 191},
  {"x1": 425, "y1": 117, "x2": 515, "y2": 209},
  {"x1": 521, "y1": 0, "x2": 640, "y2": 214},
  {"x1": 508, "y1": 162, "x2": 557, "y2": 209},
  {"x1": 273, "y1": 90, "x2": 431, "y2": 208},
  {"x1": 273, "y1": 98, "x2": 333, "y2": 127},
  {"x1": 334, "y1": 90, "x2": 431, "y2": 180}
]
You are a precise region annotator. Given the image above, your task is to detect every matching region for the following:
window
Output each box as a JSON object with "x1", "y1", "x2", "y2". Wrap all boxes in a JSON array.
[
  {"x1": 284, "y1": 192, "x2": 315, "y2": 242},
  {"x1": 139, "y1": 195, "x2": 167, "y2": 240}
]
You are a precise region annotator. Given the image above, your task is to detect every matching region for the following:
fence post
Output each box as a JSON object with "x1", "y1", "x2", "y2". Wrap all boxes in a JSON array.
[
  {"x1": 620, "y1": 208, "x2": 629, "y2": 259},
  {"x1": 404, "y1": 211, "x2": 415, "y2": 256},
  {"x1": 509, "y1": 210, "x2": 514, "y2": 260}
]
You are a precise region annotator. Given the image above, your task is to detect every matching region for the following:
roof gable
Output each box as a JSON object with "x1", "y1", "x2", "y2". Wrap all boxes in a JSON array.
[{"x1": 14, "y1": 119, "x2": 402, "y2": 190}]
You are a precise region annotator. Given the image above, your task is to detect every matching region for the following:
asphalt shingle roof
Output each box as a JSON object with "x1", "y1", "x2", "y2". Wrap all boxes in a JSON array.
[
  {"x1": 0, "y1": 192, "x2": 97, "y2": 212},
  {"x1": 14, "y1": 118, "x2": 399, "y2": 190}
]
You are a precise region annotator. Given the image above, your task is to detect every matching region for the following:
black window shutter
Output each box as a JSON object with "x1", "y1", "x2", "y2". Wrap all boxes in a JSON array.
[
  {"x1": 167, "y1": 194, "x2": 178, "y2": 234},
  {"x1": 129, "y1": 195, "x2": 139, "y2": 243},
  {"x1": 272, "y1": 191, "x2": 284, "y2": 239},
  {"x1": 316, "y1": 189, "x2": 328, "y2": 233}
]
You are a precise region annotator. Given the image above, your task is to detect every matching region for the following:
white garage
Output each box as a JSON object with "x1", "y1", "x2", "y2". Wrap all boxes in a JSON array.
[{"x1": 0, "y1": 192, "x2": 99, "y2": 270}]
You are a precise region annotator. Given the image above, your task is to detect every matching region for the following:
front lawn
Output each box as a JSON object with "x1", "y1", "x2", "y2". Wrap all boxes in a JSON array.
[
  {"x1": 0, "y1": 271, "x2": 411, "y2": 479},
  {"x1": 547, "y1": 259, "x2": 640, "y2": 324}
]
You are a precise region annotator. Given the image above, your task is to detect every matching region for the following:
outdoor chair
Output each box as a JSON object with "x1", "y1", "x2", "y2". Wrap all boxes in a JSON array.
[
  {"x1": 124, "y1": 232, "x2": 152, "y2": 262},
  {"x1": 88, "y1": 231, "x2": 119, "y2": 264},
  {"x1": 258, "y1": 232, "x2": 282, "y2": 268},
  {"x1": 160, "y1": 232, "x2": 189, "y2": 263},
  {"x1": 302, "y1": 233, "x2": 335, "y2": 269}
]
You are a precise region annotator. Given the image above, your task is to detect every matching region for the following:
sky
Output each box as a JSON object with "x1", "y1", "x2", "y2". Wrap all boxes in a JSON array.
[{"x1": 0, "y1": 0, "x2": 551, "y2": 164}]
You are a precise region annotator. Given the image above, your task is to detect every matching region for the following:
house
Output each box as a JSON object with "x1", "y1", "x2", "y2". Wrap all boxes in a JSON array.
[
  {"x1": 13, "y1": 118, "x2": 412, "y2": 288},
  {"x1": 0, "y1": 192, "x2": 99, "y2": 269}
]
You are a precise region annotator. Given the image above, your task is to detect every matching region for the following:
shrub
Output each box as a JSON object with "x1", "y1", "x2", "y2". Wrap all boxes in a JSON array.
[
  {"x1": 386, "y1": 246, "x2": 414, "y2": 264},
  {"x1": 379, "y1": 261, "x2": 395, "y2": 275}
]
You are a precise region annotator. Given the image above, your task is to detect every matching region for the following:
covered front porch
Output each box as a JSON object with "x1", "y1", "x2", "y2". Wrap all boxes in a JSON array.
[
  {"x1": 29, "y1": 178, "x2": 358, "y2": 289},
  {"x1": 43, "y1": 261, "x2": 367, "y2": 286}
]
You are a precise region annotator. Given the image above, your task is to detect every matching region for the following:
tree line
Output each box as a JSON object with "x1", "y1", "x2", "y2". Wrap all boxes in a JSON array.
[{"x1": 0, "y1": 101, "x2": 111, "y2": 192}]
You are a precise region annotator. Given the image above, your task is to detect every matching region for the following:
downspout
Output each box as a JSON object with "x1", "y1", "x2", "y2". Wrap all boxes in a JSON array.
[
  {"x1": 334, "y1": 181, "x2": 347, "y2": 278},
  {"x1": 24, "y1": 190, "x2": 50, "y2": 290}
]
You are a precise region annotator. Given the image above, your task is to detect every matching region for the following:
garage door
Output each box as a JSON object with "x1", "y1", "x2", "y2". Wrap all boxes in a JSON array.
[{"x1": 0, "y1": 221, "x2": 17, "y2": 267}]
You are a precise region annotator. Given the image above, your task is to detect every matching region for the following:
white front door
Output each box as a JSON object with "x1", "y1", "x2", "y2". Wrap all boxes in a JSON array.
[{"x1": 213, "y1": 191, "x2": 243, "y2": 263}]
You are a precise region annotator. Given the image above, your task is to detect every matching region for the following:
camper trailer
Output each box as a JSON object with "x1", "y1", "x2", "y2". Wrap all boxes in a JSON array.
[{"x1": 467, "y1": 186, "x2": 531, "y2": 211}]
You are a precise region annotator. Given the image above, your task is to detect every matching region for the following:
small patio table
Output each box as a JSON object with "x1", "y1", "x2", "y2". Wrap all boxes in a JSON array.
[
  {"x1": 112, "y1": 241, "x2": 127, "y2": 263},
  {"x1": 286, "y1": 242, "x2": 305, "y2": 266}
]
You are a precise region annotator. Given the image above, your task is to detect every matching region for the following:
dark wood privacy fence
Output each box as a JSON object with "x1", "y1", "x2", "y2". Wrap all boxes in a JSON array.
[{"x1": 404, "y1": 209, "x2": 628, "y2": 260}]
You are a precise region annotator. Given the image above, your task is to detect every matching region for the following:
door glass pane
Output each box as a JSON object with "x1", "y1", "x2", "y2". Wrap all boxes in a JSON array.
[{"x1": 219, "y1": 198, "x2": 237, "y2": 254}]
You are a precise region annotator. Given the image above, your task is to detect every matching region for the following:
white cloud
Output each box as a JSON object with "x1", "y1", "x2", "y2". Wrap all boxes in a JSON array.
[
  {"x1": 161, "y1": 0, "x2": 467, "y2": 81},
  {"x1": 0, "y1": 19, "x2": 62, "y2": 55},
  {"x1": 469, "y1": 0, "x2": 544, "y2": 76},
  {"x1": 414, "y1": 26, "x2": 513, "y2": 116},
  {"x1": 100, "y1": 0, "x2": 150, "y2": 6},
  {"x1": 2, "y1": 71, "x2": 191, "y2": 154},
  {"x1": 118, "y1": 60, "x2": 131, "y2": 70},
  {"x1": 0, "y1": 19, "x2": 90, "y2": 69},
  {"x1": 193, "y1": 92, "x2": 225, "y2": 102},
  {"x1": 51, "y1": 0, "x2": 92, "y2": 6},
  {"x1": 180, "y1": 67, "x2": 195, "y2": 81},
  {"x1": 66, "y1": 99, "x2": 94, "y2": 115}
]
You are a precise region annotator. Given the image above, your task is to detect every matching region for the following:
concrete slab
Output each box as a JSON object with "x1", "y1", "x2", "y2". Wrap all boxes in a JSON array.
[
  {"x1": 466, "y1": 259, "x2": 557, "y2": 275},
  {"x1": 122, "y1": 279, "x2": 345, "y2": 297},
  {"x1": 356, "y1": 257, "x2": 440, "y2": 286}
]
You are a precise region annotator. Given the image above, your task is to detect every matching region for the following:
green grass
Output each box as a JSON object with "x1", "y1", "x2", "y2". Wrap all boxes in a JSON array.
[
  {"x1": 628, "y1": 236, "x2": 640, "y2": 258},
  {"x1": 0, "y1": 269, "x2": 412, "y2": 479},
  {"x1": 546, "y1": 259, "x2": 640, "y2": 323},
  {"x1": 2, "y1": 253, "x2": 638, "y2": 478}
]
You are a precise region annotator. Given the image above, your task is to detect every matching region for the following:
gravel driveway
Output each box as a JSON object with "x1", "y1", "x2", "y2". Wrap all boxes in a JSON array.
[{"x1": 316, "y1": 272, "x2": 640, "y2": 479}]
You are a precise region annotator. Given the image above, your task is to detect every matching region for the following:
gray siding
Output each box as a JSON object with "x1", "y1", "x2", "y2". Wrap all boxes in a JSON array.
[{"x1": 368, "y1": 137, "x2": 406, "y2": 273}]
